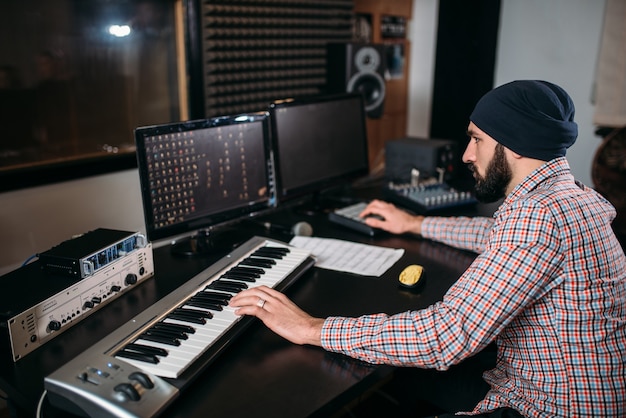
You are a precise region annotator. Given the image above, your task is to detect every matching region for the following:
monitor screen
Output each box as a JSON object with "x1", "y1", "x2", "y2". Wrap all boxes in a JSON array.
[
  {"x1": 135, "y1": 112, "x2": 272, "y2": 254},
  {"x1": 269, "y1": 93, "x2": 369, "y2": 203}
]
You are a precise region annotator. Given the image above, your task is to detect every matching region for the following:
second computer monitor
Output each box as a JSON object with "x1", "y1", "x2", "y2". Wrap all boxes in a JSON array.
[
  {"x1": 269, "y1": 93, "x2": 370, "y2": 203},
  {"x1": 134, "y1": 112, "x2": 272, "y2": 255}
]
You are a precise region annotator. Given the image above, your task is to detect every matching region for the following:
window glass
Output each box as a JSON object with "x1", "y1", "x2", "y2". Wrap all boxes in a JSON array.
[{"x1": 0, "y1": 0, "x2": 183, "y2": 176}]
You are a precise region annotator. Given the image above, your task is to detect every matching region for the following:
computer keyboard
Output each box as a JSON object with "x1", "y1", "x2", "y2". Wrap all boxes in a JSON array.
[
  {"x1": 328, "y1": 201, "x2": 378, "y2": 236},
  {"x1": 329, "y1": 183, "x2": 477, "y2": 235}
]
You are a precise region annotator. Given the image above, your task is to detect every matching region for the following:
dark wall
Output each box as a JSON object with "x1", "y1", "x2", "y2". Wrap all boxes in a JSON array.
[{"x1": 430, "y1": 0, "x2": 501, "y2": 185}]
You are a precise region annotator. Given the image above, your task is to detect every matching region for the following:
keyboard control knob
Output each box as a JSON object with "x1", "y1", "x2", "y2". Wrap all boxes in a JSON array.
[
  {"x1": 114, "y1": 383, "x2": 141, "y2": 401},
  {"x1": 129, "y1": 371, "x2": 155, "y2": 389}
]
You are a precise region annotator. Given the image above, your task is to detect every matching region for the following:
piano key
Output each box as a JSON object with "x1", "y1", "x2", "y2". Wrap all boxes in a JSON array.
[
  {"x1": 207, "y1": 280, "x2": 247, "y2": 293},
  {"x1": 240, "y1": 257, "x2": 275, "y2": 268},
  {"x1": 108, "y1": 239, "x2": 314, "y2": 379},
  {"x1": 126, "y1": 326, "x2": 227, "y2": 377},
  {"x1": 254, "y1": 245, "x2": 289, "y2": 253},
  {"x1": 252, "y1": 249, "x2": 288, "y2": 259},
  {"x1": 227, "y1": 266, "x2": 264, "y2": 276},
  {"x1": 138, "y1": 333, "x2": 181, "y2": 346},
  {"x1": 115, "y1": 350, "x2": 160, "y2": 364},
  {"x1": 152, "y1": 323, "x2": 196, "y2": 335},
  {"x1": 120, "y1": 355, "x2": 182, "y2": 378},
  {"x1": 192, "y1": 291, "x2": 231, "y2": 303},
  {"x1": 127, "y1": 304, "x2": 242, "y2": 366},
  {"x1": 123, "y1": 343, "x2": 169, "y2": 357},
  {"x1": 185, "y1": 298, "x2": 224, "y2": 311},
  {"x1": 220, "y1": 272, "x2": 257, "y2": 282},
  {"x1": 143, "y1": 328, "x2": 189, "y2": 341},
  {"x1": 166, "y1": 313, "x2": 206, "y2": 325}
]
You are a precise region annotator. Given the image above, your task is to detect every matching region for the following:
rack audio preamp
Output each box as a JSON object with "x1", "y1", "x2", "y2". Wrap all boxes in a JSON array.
[
  {"x1": 39, "y1": 229, "x2": 148, "y2": 278},
  {"x1": 1, "y1": 230, "x2": 154, "y2": 361}
]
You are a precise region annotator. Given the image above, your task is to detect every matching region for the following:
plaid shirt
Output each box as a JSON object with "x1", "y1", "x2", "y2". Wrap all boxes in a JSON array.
[{"x1": 321, "y1": 158, "x2": 626, "y2": 417}]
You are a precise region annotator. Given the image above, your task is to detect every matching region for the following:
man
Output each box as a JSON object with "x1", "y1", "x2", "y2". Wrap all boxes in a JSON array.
[{"x1": 230, "y1": 80, "x2": 626, "y2": 417}]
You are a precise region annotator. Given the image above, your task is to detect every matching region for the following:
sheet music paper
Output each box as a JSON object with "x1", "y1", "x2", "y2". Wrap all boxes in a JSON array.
[{"x1": 289, "y1": 236, "x2": 404, "y2": 277}]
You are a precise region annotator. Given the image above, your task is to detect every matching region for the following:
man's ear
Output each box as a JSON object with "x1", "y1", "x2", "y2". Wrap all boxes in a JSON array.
[{"x1": 506, "y1": 148, "x2": 523, "y2": 159}]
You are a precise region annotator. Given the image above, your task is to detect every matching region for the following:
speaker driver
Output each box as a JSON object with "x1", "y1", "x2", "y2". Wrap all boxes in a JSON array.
[
  {"x1": 326, "y1": 43, "x2": 387, "y2": 119},
  {"x1": 354, "y1": 46, "x2": 381, "y2": 72},
  {"x1": 347, "y1": 72, "x2": 385, "y2": 117}
]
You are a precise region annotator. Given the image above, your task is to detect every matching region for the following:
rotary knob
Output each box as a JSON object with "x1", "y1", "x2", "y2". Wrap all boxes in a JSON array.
[
  {"x1": 129, "y1": 371, "x2": 154, "y2": 389},
  {"x1": 114, "y1": 383, "x2": 141, "y2": 401},
  {"x1": 48, "y1": 320, "x2": 61, "y2": 331},
  {"x1": 125, "y1": 273, "x2": 138, "y2": 285}
]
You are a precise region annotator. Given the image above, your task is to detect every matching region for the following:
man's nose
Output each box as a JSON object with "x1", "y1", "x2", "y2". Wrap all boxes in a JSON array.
[{"x1": 462, "y1": 142, "x2": 475, "y2": 164}]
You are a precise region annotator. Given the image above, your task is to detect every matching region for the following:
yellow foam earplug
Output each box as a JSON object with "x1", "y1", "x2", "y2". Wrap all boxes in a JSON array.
[{"x1": 399, "y1": 264, "x2": 424, "y2": 288}]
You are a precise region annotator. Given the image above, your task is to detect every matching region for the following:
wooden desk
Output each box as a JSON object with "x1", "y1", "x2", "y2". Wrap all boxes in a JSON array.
[{"x1": 0, "y1": 199, "x2": 492, "y2": 418}]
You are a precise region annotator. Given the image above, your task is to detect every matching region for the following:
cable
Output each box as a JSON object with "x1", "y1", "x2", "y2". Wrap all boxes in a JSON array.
[
  {"x1": 21, "y1": 253, "x2": 39, "y2": 267},
  {"x1": 36, "y1": 389, "x2": 47, "y2": 418}
]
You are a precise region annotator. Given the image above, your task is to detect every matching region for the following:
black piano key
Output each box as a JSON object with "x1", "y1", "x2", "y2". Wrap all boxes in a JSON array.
[
  {"x1": 253, "y1": 247, "x2": 289, "y2": 258},
  {"x1": 192, "y1": 293, "x2": 230, "y2": 304},
  {"x1": 220, "y1": 272, "x2": 257, "y2": 282},
  {"x1": 123, "y1": 343, "x2": 169, "y2": 357},
  {"x1": 144, "y1": 328, "x2": 189, "y2": 341},
  {"x1": 166, "y1": 308, "x2": 212, "y2": 324},
  {"x1": 250, "y1": 256, "x2": 277, "y2": 265},
  {"x1": 208, "y1": 281, "x2": 247, "y2": 293},
  {"x1": 186, "y1": 298, "x2": 224, "y2": 311},
  {"x1": 153, "y1": 322, "x2": 196, "y2": 335},
  {"x1": 139, "y1": 333, "x2": 181, "y2": 346},
  {"x1": 213, "y1": 278, "x2": 249, "y2": 289},
  {"x1": 230, "y1": 266, "x2": 265, "y2": 275},
  {"x1": 115, "y1": 350, "x2": 160, "y2": 364},
  {"x1": 166, "y1": 312, "x2": 206, "y2": 325},
  {"x1": 251, "y1": 252, "x2": 284, "y2": 260},
  {"x1": 174, "y1": 307, "x2": 213, "y2": 318},
  {"x1": 224, "y1": 268, "x2": 259, "y2": 276},
  {"x1": 196, "y1": 290, "x2": 232, "y2": 301},
  {"x1": 257, "y1": 245, "x2": 289, "y2": 253},
  {"x1": 240, "y1": 257, "x2": 275, "y2": 268}
]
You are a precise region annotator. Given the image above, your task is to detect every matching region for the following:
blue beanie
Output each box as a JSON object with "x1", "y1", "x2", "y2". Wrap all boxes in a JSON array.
[{"x1": 469, "y1": 80, "x2": 578, "y2": 161}]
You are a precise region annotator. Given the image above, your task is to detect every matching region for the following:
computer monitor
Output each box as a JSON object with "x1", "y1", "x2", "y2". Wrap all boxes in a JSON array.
[
  {"x1": 269, "y1": 93, "x2": 370, "y2": 208},
  {"x1": 135, "y1": 112, "x2": 272, "y2": 255}
]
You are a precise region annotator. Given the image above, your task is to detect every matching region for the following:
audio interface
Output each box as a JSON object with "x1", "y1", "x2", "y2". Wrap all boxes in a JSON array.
[
  {"x1": 2, "y1": 237, "x2": 154, "y2": 361},
  {"x1": 39, "y1": 229, "x2": 147, "y2": 278}
]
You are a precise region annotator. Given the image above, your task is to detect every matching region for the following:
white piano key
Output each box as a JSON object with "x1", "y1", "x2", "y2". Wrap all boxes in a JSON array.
[{"x1": 112, "y1": 240, "x2": 313, "y2": 379}]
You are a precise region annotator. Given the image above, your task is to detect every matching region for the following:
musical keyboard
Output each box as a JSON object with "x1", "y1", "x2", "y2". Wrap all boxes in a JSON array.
[{"x1": 44, "y1": 236, "x2": 315, "y2": 418}]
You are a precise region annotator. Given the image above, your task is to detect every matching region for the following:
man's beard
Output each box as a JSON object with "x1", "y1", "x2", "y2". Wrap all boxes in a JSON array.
[{"x1": 469, "y1": 143, "x2": 512, "y2": 203}]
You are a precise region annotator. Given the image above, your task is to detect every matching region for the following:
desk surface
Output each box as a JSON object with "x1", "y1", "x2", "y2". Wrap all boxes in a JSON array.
[{"x1": 0, "y1": 193, "x2": 495, "y2": 418}]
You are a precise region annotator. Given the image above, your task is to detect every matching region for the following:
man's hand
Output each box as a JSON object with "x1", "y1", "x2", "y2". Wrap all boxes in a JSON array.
[
  {"x1": 229, "y1": 286, "x2": 325, "y2": 347},
  {"x1": 360, "y1": 199, "x2": 425, "y2": 235}
]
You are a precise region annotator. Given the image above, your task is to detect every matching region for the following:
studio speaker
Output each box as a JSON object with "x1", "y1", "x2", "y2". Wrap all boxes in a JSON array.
[{"x1": 326, "y1": 43, "x2": 386, "y2": 118}]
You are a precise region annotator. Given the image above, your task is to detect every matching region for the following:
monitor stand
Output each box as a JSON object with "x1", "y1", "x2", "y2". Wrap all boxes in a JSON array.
[
  {"x1": 293, "y1": 194, "x2": 325, "y2": 216},
  {"x1": 294, "y1": 190, "x2": 359, "y2": 216},
  {"x1": 170, "y1": 227, "x2": 250, "y2": 257}
]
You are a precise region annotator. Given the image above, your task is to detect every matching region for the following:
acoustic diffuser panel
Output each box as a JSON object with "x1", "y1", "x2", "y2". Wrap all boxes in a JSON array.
[{"x1": 202, "y1": 0, "x2": 354, "y2": 117}]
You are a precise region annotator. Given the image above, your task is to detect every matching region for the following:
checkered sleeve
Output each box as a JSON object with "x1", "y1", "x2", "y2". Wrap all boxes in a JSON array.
[
  {"x1": 321, "y1": 200, "x2": 562, "y2": 369},
  {"x1": 421, "y1": 216, "x2": 494, "y2": 253}
]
